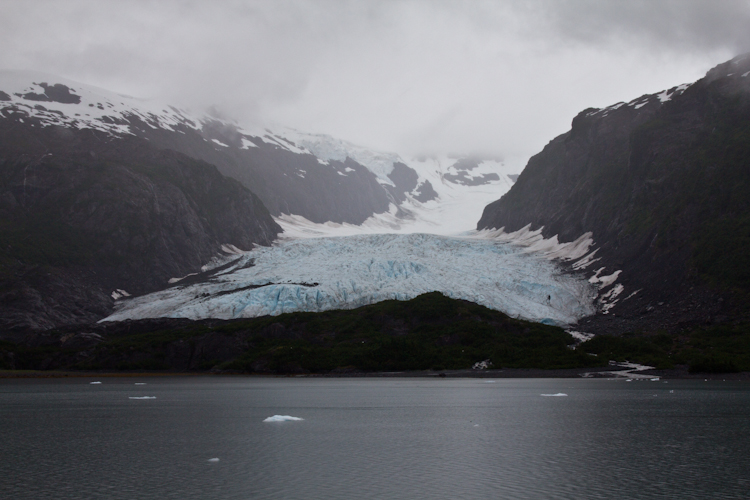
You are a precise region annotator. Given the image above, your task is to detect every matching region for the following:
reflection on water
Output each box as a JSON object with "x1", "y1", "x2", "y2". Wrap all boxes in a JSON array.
[{"x1": 1, "y1": 377, "x2": 749, "y2": 500}]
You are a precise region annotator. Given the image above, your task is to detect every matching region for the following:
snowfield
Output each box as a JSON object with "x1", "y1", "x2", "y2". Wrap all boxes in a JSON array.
[{"x1": 103, "y1": 233, "x2": 598, "y2": 326}]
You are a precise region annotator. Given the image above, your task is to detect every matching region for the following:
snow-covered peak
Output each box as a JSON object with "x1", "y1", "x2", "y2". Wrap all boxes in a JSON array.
[
  {"x1": 0, "y1": 70, "x2": 201, "y2": 136},
  {"x1": 273, "y1": 128, "x2": 403, "y2": 185},
  {"x1": 585, "y1": 83, "x2": 692, "y2": 118},
  {"x1": 0, "y1": 70, "x2": 521, "y2": 235}
]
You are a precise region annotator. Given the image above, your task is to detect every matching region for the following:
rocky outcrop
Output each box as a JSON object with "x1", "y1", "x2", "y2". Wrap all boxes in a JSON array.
[
  {"x1": 478, "y1": 54, "x2": 750, "y2": 333},
  {"x1": 0, "y1": 115, "x2": 281, "y2": 332},
  {"x1": 132, "y1": 119, "x2": 394, "y2": 224}
]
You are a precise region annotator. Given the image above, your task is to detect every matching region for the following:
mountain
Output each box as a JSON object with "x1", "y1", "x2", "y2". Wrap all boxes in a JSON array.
[
  {"x1": 477, "y1": 54, "x2": 750, "y2": 333},
  {"x1": 0, "y1": 108, "x2": 280, "y2": 332},
  {"x1": 0, "y1": 71, "x2": 520, "y2": 332},
  {"x1": 0, "y1": 71, "x2": 516, "y2": 229}
]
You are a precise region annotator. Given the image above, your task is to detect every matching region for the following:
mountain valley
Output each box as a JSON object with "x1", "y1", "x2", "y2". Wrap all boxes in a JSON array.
[{"x1": 2, "y1": 54, "x2": 750, "y2": 375}]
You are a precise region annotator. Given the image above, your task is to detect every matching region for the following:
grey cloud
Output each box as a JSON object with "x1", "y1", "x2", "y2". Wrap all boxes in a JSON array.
[
  {"x1": 0, "y1": 0, "x2": 748, "y2": 164},
  {"x1": 533, "y1": 0, "x2": 750, "y2": 52}
]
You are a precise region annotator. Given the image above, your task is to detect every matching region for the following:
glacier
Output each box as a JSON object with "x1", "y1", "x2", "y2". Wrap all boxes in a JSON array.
[{"x1": 103, "y1": 233, "x2": 598, "y2": 326}]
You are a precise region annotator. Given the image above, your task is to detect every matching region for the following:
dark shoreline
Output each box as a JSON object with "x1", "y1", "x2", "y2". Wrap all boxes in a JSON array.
[{"x1": 3, "y1": 366, "x2": 749, "y2": 381}]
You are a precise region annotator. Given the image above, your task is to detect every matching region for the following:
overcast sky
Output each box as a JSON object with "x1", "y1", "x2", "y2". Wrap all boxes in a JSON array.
[{"x1": 3, "y1": 0, "x2": 750, "y2": 170}]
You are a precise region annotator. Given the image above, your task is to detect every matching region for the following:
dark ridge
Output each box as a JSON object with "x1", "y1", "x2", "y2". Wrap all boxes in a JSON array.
[
  {"x1": 444, "y1": 171, "x2": 500, "y2": 186},
  {"x1": 413, "y1": 179, "x2": 438, "y2": 202},
  {"x1": 22, "y1": 83, "x2": 81, "y2": 104},
  {"x1": 213, "y1": 281, "x2": 319, "y2": 297},
  {"x1": 0, "y1": 118, "x2": 281, "y2": 331},
  {"x1": 477, "y1": 53, "x2": 750, "y2": 334},
  {"x1": 451, "y1": 158, "x2": 480, "y2": 171},
  {"x1": 385, "y1": 162, "x2": 419, "y2": 204}
]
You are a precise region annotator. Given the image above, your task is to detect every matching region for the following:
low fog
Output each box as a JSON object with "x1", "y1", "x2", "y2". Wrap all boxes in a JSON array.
[{"x1": 3, "y1": 0, "x2": 750, "y2": 168}]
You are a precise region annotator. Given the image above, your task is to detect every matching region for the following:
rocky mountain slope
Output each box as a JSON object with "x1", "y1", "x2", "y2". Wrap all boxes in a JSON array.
[
  {"x1": 478, "y1": 54, "x2": 750, "y2": 333},
  {"x1": 0, "y1": 71, "x2": 516, "y2": 228},
  {"x1": 0, "y1": 113, "x2": 281, "y2": 332}
]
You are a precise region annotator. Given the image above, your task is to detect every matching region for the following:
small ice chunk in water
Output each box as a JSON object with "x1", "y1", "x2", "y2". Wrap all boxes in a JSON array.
[
  {"x1": 208, "y1": 458, "x2": 220, "y2": 462},
  {"x1": 540, "y1": 393, "x2": 568, "y2": 397},
  {"x1": 134, "y1": 383, "x2": 146, "y2": 385},
  {"x1": 129, "y1": 396, "x2": 156, "y2": 399},
  {"x1": 263, "y1": 415, "x2": 304, "y2": 422},
  {"x1": 90, "y1": 381, "x2": 102, "y2": 384}
]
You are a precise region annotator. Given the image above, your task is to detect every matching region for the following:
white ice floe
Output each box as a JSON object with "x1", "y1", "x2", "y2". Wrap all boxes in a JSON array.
[
  {"x1": 541, "y1": 393, "x2": 568, "y2": 397},
  {"x1": 89, "y1": 381, "x2": 102, "y2": 384},
  {"x1": 134, "y1": 383, "x2": 146, "y2": 385},
  {"x1": 129, "y1": 396, "x2": 157, "y2": 400},
  {"x1": 207, "y1": 458, "x2": 220, "y2": 462},
  {"x1": 263, "y1": 415, "x2": 304, "y2": 422}
]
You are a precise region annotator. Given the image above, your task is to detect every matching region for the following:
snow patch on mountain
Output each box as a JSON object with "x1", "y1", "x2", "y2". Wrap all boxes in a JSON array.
[
  {"x1": 276, "y1": 155, "x2": 517, "y2": 238},
  {"x1": 470, "y1": 225, "x2": 624, "y2": 314},
  {"x1": 586, "y1": 83, "x2": 692, "y2": 118},
  {"x1": 0, "y1": 70, "x2": 200, "y2": 136}
]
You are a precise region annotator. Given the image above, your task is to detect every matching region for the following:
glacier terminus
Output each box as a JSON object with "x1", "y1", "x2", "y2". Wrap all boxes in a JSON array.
[{"x1": 104, "y1": 232, "x2": 600, "y2": 327}]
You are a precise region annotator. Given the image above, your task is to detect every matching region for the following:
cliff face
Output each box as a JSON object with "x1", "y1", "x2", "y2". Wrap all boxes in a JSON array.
[
  {"x1": 0, "y1": 116, "x2": 281, "y2": 331},
  {"x1": 129, "y1": 119, "x2": 395, "y2": 225},
  {"x1": 478, "y1": 54, "x2": 750, "y2": 332}
]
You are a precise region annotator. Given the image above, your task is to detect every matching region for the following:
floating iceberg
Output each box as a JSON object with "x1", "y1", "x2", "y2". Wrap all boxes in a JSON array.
[
  {"x1": 540, "y1": 393, "x2": 568, "y2": 397},
  {"x1": 263, "y1": 415, "x2": 304, "y2": 422},
  {"x1": 128, "y1": 396, "x2": 157, "y2": 400}
]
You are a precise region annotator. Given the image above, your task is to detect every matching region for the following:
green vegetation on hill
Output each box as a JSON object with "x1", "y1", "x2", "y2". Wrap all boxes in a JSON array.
[
  {"x1": 216, "y1": 293, "x2": 602, "y2": 373},
  {"x1": 2, "y1": 293, "x2": 605, "y2": 373},
  {"x1": 579, "y1": 323, "x2": 750, "y2": 373}
]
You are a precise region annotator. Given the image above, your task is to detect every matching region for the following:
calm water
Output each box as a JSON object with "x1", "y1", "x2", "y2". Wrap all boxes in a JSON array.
[{"x1": 1, "y1": 377, "x2": 749, "y2": 500}]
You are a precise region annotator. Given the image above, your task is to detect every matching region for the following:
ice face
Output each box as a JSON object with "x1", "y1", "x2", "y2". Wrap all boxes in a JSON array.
[{"x1": 103, "y1": 233, "x2": 597, "y2": 326}]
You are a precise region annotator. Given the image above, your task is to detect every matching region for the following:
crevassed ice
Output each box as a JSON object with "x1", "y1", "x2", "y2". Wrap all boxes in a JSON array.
[{"x1": 103, "y1": 233, "x2": 598, "y2": 326}]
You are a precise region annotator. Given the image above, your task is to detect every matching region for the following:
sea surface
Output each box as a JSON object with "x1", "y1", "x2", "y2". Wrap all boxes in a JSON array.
[{"x1": 1, "y1": 377, "x2": 748, "y2": 500}]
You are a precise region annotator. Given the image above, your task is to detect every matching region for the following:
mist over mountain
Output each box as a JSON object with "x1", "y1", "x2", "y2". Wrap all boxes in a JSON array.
[{"x1": 478, "y1": 53, "x2": 750, "y2": 333}]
